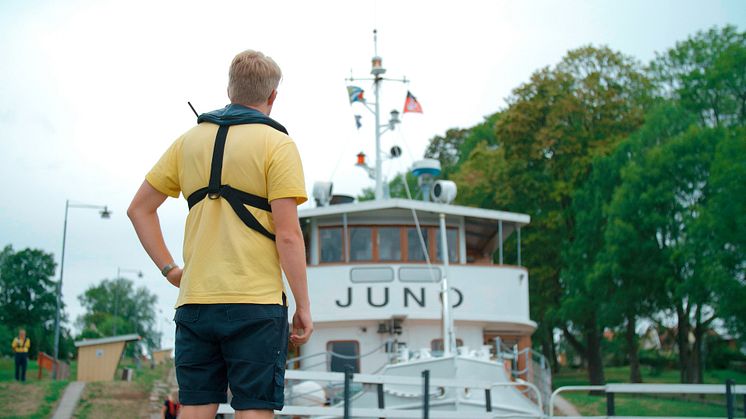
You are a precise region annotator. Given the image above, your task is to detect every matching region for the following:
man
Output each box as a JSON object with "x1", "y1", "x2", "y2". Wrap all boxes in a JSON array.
[
  {"x1": 11, "y1": 328, "x2": 30, "y2": 382},
  {"x1": 128, "y1": 49, "x2": 312, "y2": 419}
]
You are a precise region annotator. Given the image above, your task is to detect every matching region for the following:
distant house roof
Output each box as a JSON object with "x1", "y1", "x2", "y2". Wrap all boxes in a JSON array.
[{"x1": 74, "y1": 334, "x2": 141, "y2": 348}]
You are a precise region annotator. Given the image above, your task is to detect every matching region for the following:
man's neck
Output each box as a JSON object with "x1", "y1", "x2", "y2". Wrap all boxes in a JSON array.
[{"x1": 234, "y1": 102, "x2": 270, "y2": 116}]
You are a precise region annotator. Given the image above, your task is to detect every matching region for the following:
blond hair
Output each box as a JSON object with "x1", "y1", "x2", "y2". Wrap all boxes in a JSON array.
[{"x1": 227, "y1": 50, "x2": 282, "y2": 106}]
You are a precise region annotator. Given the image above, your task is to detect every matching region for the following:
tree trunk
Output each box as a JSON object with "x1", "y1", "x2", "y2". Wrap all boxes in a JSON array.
[
  {"x1": 550, "y1": 329, "x2": 560, "y2": 374},
  {"x1": 585, "y1": 318, "x2": 606, "y2": 386},
  {"x1": 626, "y1": 316, "x2": 642, "y2": 383},
  {"x1": 563, "y1": 325, "x2": 588, "y2": 364},
  {"x1": 692, "y1": 305, "x2": 705, "y2": 384},
  {"x1": 676, "y1": 303, "x2": 692, "y2": 383},
  {"x1": 540, "y1": 326, "x2": 559, "y2": 373}
]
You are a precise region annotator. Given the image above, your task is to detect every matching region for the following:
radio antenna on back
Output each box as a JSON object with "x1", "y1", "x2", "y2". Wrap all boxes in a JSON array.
[{"x1": 187, "y1": 101, "x2": 199, "y2": 118}]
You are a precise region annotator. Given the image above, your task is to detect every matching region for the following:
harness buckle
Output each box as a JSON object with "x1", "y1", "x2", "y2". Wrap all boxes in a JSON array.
[{"x1": 208, "y1": 192, "x2": 220, "y2": 200}]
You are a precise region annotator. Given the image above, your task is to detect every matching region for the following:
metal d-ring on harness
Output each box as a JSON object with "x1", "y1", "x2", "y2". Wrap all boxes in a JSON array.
[{"x1": 186, "y1": 123, "x2": 281, "y2": 241}]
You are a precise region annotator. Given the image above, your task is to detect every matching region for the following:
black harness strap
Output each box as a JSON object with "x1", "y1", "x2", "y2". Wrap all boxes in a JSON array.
[{"x1": 187, "y1": 125, "x2": 275, "y2": 242}]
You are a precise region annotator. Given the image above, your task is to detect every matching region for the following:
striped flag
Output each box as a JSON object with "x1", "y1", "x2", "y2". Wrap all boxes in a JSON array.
[
  {"x1": 403, "y1": 91, "x2": 423, "y2": 113},
  {"x1": 347, "y1": 86, "x2": 365, "y2": 104}
]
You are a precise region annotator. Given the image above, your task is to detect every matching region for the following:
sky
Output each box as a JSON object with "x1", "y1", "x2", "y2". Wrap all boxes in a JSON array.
[{"x1": 0, "y1": 0, "x2": 744, "y2": 351}]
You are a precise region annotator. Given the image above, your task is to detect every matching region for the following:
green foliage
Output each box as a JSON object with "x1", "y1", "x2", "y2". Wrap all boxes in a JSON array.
[
  {"x1": 424, "y1": 112, "x2": 500, "y2": 177},
  {"x1": 419, "y1": 24, "x2": 746, "y2": 380},
  {"x1": 358, "y1": 172, "x2": 420, "y2": 201},
  {"x1": 639, "y1": 349, "x2": 672, "y2": 376},
  {"x1": 706, "y1": 338, "x2": 746, "y2": 369},
  {"x1": 493, "y1": 45, "x2": 651, "y2": 384},
  {"x1": 703, "y1": 128, "x2": 746, "y2": 338},
  {"x1": 77, "y1": 278, "x2": 160, "y2": 355},
  {"x1": 0, "y1": 245, "x2": 74, "y2": 358},
  {"x1": 650, "y1": 25, "x2": 746, "y2": 127}
]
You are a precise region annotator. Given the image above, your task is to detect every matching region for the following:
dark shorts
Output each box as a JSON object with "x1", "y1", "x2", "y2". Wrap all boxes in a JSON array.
[{"x1": 174, "y1": 303, "x2": 288, "y2": 411}]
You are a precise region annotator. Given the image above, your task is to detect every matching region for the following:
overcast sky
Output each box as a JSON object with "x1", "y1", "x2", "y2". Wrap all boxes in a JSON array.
[{"x1": 1, "y1": 0, "x2": 744, "y2": 350}]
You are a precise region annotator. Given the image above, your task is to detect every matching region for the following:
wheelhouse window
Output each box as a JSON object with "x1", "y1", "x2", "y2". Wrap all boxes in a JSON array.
[
  {"x1": 317, "y1": 225, "x2": 459, "y2": 264},
  {"x1": 349, "y1": 227, "x2": 373, "y2": 261},
  {"x1": 378, "y1": 227, "x2": 402, "y2": 261},
  {"x1": 407, "y1": 227, "x2": 430, "y2": 261},
  {"x1": 327, "y1": 340, "x2": 360, "y2": 373},
  {"x1": 436, "y1": 228, "x2": 459, "y2": 263},
  {"x1": 320, "y1": 227, "x2": 344, "y2": 263}
]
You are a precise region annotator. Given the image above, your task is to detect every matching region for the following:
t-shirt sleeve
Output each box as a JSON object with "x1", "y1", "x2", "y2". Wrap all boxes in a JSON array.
[
  {"x1": 267, "y1": 139, "x2": 308, "y2": 205},
  {"x1": 145, "y1": 139, "x2": 182, "y2": 198}
]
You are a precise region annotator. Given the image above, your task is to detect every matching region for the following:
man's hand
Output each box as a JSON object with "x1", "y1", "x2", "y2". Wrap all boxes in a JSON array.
[
  {"x1": 290, "y1": 307, "x2": 313, "y2": 345},
  {"x1": 166, "y1": 267, "x2": 182, "y2": 288}
]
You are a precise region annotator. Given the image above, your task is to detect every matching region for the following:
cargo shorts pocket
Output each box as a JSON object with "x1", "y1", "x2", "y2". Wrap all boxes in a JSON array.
[{"x1": 174, "y1": 305, "x2": 200, "y2": 323}]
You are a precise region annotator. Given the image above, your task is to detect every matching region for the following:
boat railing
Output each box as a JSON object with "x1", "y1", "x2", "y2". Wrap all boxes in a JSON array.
[
  {"x1": 277, "y1": 367, "x2": 545, "y2": 418},
  {"x1": 494, "y1": 338, "x2": 553, "y2": 413},
  {"x1": 549, "y1": 380, "x2": 746, "y2": 419},
  {"x1": 286, "y1": 340, "x2": 394, "y2": 404}
]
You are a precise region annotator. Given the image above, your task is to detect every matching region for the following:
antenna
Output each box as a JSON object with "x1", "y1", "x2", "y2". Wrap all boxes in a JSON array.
[
  {"x1": 373, "y1": 29, "x2": 378, "y2": 56},
  {"x1": 187, "y1": 101, "x2": 199, "y2": 118}
]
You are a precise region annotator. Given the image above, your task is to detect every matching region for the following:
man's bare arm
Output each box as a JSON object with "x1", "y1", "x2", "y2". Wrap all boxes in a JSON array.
[
  {"x1": 127, "y1": 180, "x2": 182, "y2": 287},
  {"x1": 271, "y1": 197, "x2": 312, "y2": 345}
]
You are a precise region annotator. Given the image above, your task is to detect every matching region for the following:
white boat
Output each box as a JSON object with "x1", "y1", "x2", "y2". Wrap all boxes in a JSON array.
[{"x1": 218, "y1": 31, "x2": 549, "y2": 418}]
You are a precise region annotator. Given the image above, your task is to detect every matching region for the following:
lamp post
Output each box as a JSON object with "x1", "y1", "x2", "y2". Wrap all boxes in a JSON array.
[
  {"x1": 113, "y1": 267, "x2": 143, "y2": 335},
  {"x1": 53, "y1": 200, "x2": 111, "y2": 379}
]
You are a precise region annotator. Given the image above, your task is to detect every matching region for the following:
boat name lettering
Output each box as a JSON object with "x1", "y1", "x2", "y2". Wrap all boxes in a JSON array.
[{"x1": 335, "y1": 287, "x2": 463, "y2": 308}]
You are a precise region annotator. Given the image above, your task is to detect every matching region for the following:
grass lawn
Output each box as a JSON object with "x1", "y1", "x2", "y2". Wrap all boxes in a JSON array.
[
  {"x1": 73, "y1": 361, "x2": 170, "y2": 419},
  {"x1": 0, "y1": 357, "x2": 72, "y2": 418},
  {"x1": 0, "y1": 355, "x2": 169, "y2": 419},
  {"x1": 554, "y1": 366, "x2": 746, "y2": 417}
]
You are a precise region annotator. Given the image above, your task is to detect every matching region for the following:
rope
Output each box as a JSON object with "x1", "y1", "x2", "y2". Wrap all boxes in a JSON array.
[{"x1": 286, "y1": 340, "x2": 390, "y2": 366}]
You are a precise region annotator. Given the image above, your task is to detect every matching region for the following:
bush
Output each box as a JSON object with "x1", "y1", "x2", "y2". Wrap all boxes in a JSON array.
[
  {"x1": 706, "y1": 340, "x2": 746, "y2": 369},
  {"x1": 639, "y1": 349, "x2": 669, "y2": 376}
]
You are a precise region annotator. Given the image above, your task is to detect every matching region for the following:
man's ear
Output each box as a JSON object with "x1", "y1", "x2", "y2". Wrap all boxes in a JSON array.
[{"x1": 268, "y1": 89, "x2": 278, "y2": 106}]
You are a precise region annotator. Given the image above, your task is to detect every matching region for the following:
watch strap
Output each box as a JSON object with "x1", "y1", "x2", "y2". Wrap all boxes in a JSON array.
[{"x1": 161, "y1": 263, "x2": 178, "y2": 277}]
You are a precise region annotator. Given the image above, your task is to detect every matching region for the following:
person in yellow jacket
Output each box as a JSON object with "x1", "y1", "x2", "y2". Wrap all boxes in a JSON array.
[{"x1": 11, "y1": 328, "x2": 30, "y2": 382}]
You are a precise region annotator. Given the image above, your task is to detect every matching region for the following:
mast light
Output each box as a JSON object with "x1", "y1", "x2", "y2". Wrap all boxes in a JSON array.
[
  {"x1": 371, "y1": 56, "x2": 386, "y2": 76},
  {"x1": 356, "y1": 152, "x2": 366, "y2": 166}
]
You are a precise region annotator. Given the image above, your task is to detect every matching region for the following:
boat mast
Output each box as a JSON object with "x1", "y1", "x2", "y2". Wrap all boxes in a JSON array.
[
  {"x1": 372, "y1": 30, "x2": 384, "y2": 200},
  {"x1": 350, "y1": 29, "x2": 407, "y2": 200},
  {"x1": 439, "y1": 213, "x2": 457, "y2": 355}
]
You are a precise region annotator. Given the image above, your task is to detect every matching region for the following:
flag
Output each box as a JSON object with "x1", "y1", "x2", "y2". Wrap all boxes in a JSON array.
[
  {"x1": 354, "y1": 115, "x2": 362, "y2": 129},
  {"x1": 403, "y1": 91, "x2": 423, "y2": 113},
  {"x1": 347, "y1": 86, "x2": 365, "y2": 104}
]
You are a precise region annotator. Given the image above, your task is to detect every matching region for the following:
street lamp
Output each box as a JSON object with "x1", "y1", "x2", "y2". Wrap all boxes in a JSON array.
[
  {"x1": 117, "y1": 267, "x2": 143, "y2": 279},
  {"x1": 53, "y1": 200, "x2": 111, "y2": 379},
  {"x1": 113, "y1": 267, "x2": 143, "y2": 335}
]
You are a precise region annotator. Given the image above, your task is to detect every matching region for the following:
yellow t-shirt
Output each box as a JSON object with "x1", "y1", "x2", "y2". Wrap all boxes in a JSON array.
[
  {"x1": 146, "y1": 122, "x2": 307, "y2": 307},
  {"x1": 12, "y1": 337, "x2": 30, "y2": 353}
]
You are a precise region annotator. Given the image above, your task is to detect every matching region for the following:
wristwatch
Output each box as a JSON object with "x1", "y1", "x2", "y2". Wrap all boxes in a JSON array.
[{"x1": 161, "y1": 263, "x2": 179, "y2": 277}]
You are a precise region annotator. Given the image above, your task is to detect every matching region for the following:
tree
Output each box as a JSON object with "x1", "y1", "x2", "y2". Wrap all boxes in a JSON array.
[
  {"x1": 424, "y1": 112, "x2": 501, "y2": 177},
  {"x1": 492, "y1": 46, "x2": 649, "y2": 385},
  {"x1": 606, "y1": 122, "x2": 726, "y2": 383},
  {"x1": 700, "y1": 127, "x2": 746, "y2": 344},
  {"x1": 650, "y1": 25, "x2": 746, "y2": 127},
  {"x1": 77, "y1": 278, "x2": 160, "y2": 354},
  {"x1": 0, "y1": 245, "x2": 60, "y2": 358},
  {"x1": 563, "y1": 103, "x2": 697, "y2": 383}
]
